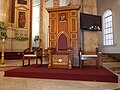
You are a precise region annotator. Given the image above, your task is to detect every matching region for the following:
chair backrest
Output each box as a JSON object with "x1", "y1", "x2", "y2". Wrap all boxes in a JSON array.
[
  {"x1": 79, "y1": 47, "x2": 99, "y2": 55},
  {"x1": 36, "y1": 48, "x2": 42, "y2": 57},
  {"x1": 56, "y1": 31, "x2": 71, "y2": 52},
  {"x1": 58, "y1": 33, "x2": 68, "y2": 51},
  {"x1": 23, "y1": 48, "x2": 31, "y2": 54}
]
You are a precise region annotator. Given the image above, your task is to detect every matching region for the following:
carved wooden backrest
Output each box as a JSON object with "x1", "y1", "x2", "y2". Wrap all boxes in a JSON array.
[
  {"x1": 58, "y1": 34, "x2": 68, "y2": 51},
  {"x1": 80, "y1": 47, "x2": 99, "y2": 55}
]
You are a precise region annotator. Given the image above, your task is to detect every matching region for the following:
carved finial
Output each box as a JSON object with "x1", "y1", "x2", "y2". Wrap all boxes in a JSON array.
[
  {"x1": 67, "y1": 0, "x2": 73, "y2": 6},
  {"x1": 45, "y1": 0, "x2": 49, "y2": 2}
]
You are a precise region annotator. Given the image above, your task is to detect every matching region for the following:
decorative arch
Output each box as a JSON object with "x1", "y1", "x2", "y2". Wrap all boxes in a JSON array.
[
  {"x1": 57, "y1": 31, "x2": 70, "y2": 51},
  {"x1": 103, "y1": 9, "x2": 113, "y2": 46}
]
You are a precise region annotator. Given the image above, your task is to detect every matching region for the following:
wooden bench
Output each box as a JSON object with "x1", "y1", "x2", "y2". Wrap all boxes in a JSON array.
[{"x1": 79, "y1": 47, "x2": 101, "y2": 69}]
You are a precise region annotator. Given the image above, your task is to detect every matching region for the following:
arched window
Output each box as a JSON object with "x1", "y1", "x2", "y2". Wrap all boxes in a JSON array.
[{"x1": 103, "y1": 10, "x2": 113, "y2": 46}]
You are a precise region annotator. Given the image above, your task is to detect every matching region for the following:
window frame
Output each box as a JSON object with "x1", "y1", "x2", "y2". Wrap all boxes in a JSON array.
[{"x1": 103, "y1": 10, "x2": 114, "y2": 46}]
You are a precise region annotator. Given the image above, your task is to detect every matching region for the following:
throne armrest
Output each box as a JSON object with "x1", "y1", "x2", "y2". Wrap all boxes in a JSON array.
[{"x1": 48, "y1": 47, "x2": 56, "y2": 55}]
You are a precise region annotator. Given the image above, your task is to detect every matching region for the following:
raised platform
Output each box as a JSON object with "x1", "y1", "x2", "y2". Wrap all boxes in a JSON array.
[{"x1": 4, "y1": 65, "x2": 118, "y2": 83}]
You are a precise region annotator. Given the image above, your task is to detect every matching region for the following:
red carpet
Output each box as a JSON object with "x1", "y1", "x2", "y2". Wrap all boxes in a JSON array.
[{"x1": 4, "y1": 65, "x2": 118, "y2": 83}]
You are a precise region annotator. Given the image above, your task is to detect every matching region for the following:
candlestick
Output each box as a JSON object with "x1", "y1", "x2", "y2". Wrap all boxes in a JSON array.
[{"x1": 1, "y1": 39, "x2": 5, "y2": 64}]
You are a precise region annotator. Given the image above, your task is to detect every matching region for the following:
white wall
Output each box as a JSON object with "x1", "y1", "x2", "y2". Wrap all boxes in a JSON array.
[
  {"x1": 0, "y1": 0, "x2": 6, "y2": 22},
  {"x1": 97, "y1": 0, "x2": 120, "y2": 53},
  {"x1": 32, "y1": 3, "x2": 40, "y2": 48}
]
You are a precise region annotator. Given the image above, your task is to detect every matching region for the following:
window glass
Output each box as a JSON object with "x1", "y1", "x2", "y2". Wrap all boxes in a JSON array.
[{"x1": 103, "y1": 10, "x2": 113, "y2": 46}]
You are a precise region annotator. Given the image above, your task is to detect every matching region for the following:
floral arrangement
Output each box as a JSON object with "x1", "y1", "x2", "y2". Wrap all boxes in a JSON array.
[
  {"x1": 0, "y1": 32, "x2": 7, "y2": 40},
  {"x1": 15, "y1": 36, "x2": 28, "y2": 41},
  {"x1": 34, "y1": 36, "x2": 39, "y2": 42},
  {"x1": 34, "y1": 36, "x2": 42, "y2": 43},
  {"x1": 0, "y1": 21, "x2": 7, "y2": 30},
  {"x1": 0, "y1": 21, "x2": 7, "y2": 40}
]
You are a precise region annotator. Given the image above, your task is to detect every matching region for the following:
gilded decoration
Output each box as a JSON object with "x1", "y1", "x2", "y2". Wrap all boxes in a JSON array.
[{"x1": 52, "y1": 55, "x2": 68, "y2": 65}]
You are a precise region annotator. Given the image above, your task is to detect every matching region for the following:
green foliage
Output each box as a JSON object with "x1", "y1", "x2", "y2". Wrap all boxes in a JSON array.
[
  {"x1": 15, "y1": 36, "x2": 28, "y2": 41},
  {"x1": 0, "y1": 32, "x2": 7, "y2": 40},
  {"x1": 0, "y1": 21, "x2": 7, "y2": 30},
  {"x1": 0, "y1": 21, "x2": 7, "y2": 40},
  {"x1": 34, "y1": 36, "x2": 39, "y2": 42}
]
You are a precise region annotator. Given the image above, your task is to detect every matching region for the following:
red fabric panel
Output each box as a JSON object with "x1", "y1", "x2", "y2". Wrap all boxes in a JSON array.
[{"x1": 58, "y1": 34, "x2": 67, "y2": 50}]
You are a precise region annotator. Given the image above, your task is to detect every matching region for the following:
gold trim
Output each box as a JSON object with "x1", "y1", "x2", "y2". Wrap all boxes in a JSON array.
[
  {"x1": 50, "y1": 12, "x2": 56, "y2": 18},
  {"x1": 70, "y1": 10, "x2": 77, "y2": 16},
  {"x1": 50, "y1": 41, "x2": 56, "y2": 47},
  {"x1": 50, "y1": 19, "x2": 56, "y2": 33},
  {"x1": 50, "y1": 34, "x2": 56, "y2": 40},
  {"x1": 70, "y1": 17, "x2": 77, "y2": 32},
  {"x1": 71, "y1": 33, "x2": 77, "y2": 39},
  {"x1": 46, "y1": 5, "x2": 80, "y2": 12}
]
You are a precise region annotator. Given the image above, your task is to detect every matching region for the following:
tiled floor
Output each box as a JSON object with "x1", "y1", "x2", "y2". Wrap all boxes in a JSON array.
[{"x1": 0, "y1": 60, "x2": 120, "y2": 90}]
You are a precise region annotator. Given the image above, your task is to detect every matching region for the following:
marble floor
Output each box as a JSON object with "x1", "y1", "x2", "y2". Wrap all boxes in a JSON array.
[{"x1": 0, "y1": 60, "x2": 120, "y2": 90}]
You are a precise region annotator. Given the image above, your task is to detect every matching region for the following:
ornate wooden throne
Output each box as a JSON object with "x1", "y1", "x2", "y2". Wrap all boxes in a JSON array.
[
  {"x1": 46, "y1": 5, "x2": 80, "y2": 69},
  {"x1": 48, "y1": 32, "x2": 73, "y2": 69}
]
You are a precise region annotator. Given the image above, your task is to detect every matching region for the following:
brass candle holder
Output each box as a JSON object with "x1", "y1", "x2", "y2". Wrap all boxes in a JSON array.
[{"x1": 1, "y1": 38, "x2": 5, "y2": 64}]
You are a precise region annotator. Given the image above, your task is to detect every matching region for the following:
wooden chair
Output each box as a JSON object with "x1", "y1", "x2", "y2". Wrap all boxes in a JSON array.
[
  {"x1": 22, "y1": 47, "x2": 42, "y2": 67},
  {"x1": 79, "y1": 47, "x2": 101, "y2": 69}
]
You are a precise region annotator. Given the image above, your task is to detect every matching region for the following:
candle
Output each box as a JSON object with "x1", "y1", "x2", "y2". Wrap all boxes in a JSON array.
[{"x1": 2, "y1": 38, "x2": 5, "y2": 42}]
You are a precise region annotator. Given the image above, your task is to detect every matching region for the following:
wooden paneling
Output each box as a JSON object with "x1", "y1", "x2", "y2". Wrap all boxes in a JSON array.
[
  {"x1": 70, "y1": 10, "x2": 78, "y2": 54},
  {"x1": 50, "y1": 34, "x2": 56, "y2": 40},
  {"x1": 47, "y1": 5, "x2": 79, "y2": 54},
  {"x1": 46, "y1": 5, "x2": 80, "y2": 12},
  {"x1": 70, "y1": 10, "x2": 77, "y2": 16},
  {"x1": 50, "y1": 12, "x2": 56, "y2": 18},
  {"x1": 71, "y1": 40, "x2": 78, "y2": 54},
  {"x1": 50, "y1": 41, "x2": 56, "y2": 47},
  {"x1": 71, "y1": 33, "x2": 77, "y2": 39},
  {"x1": 70, "y1": 17, "x2": 78, "y2": 32},
  {"x1": 50, "y1": 19, "x2": 56, "y2": 33},
  {"x1": 58, "y1": 11, "x2": 69, "y2": 33}
]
